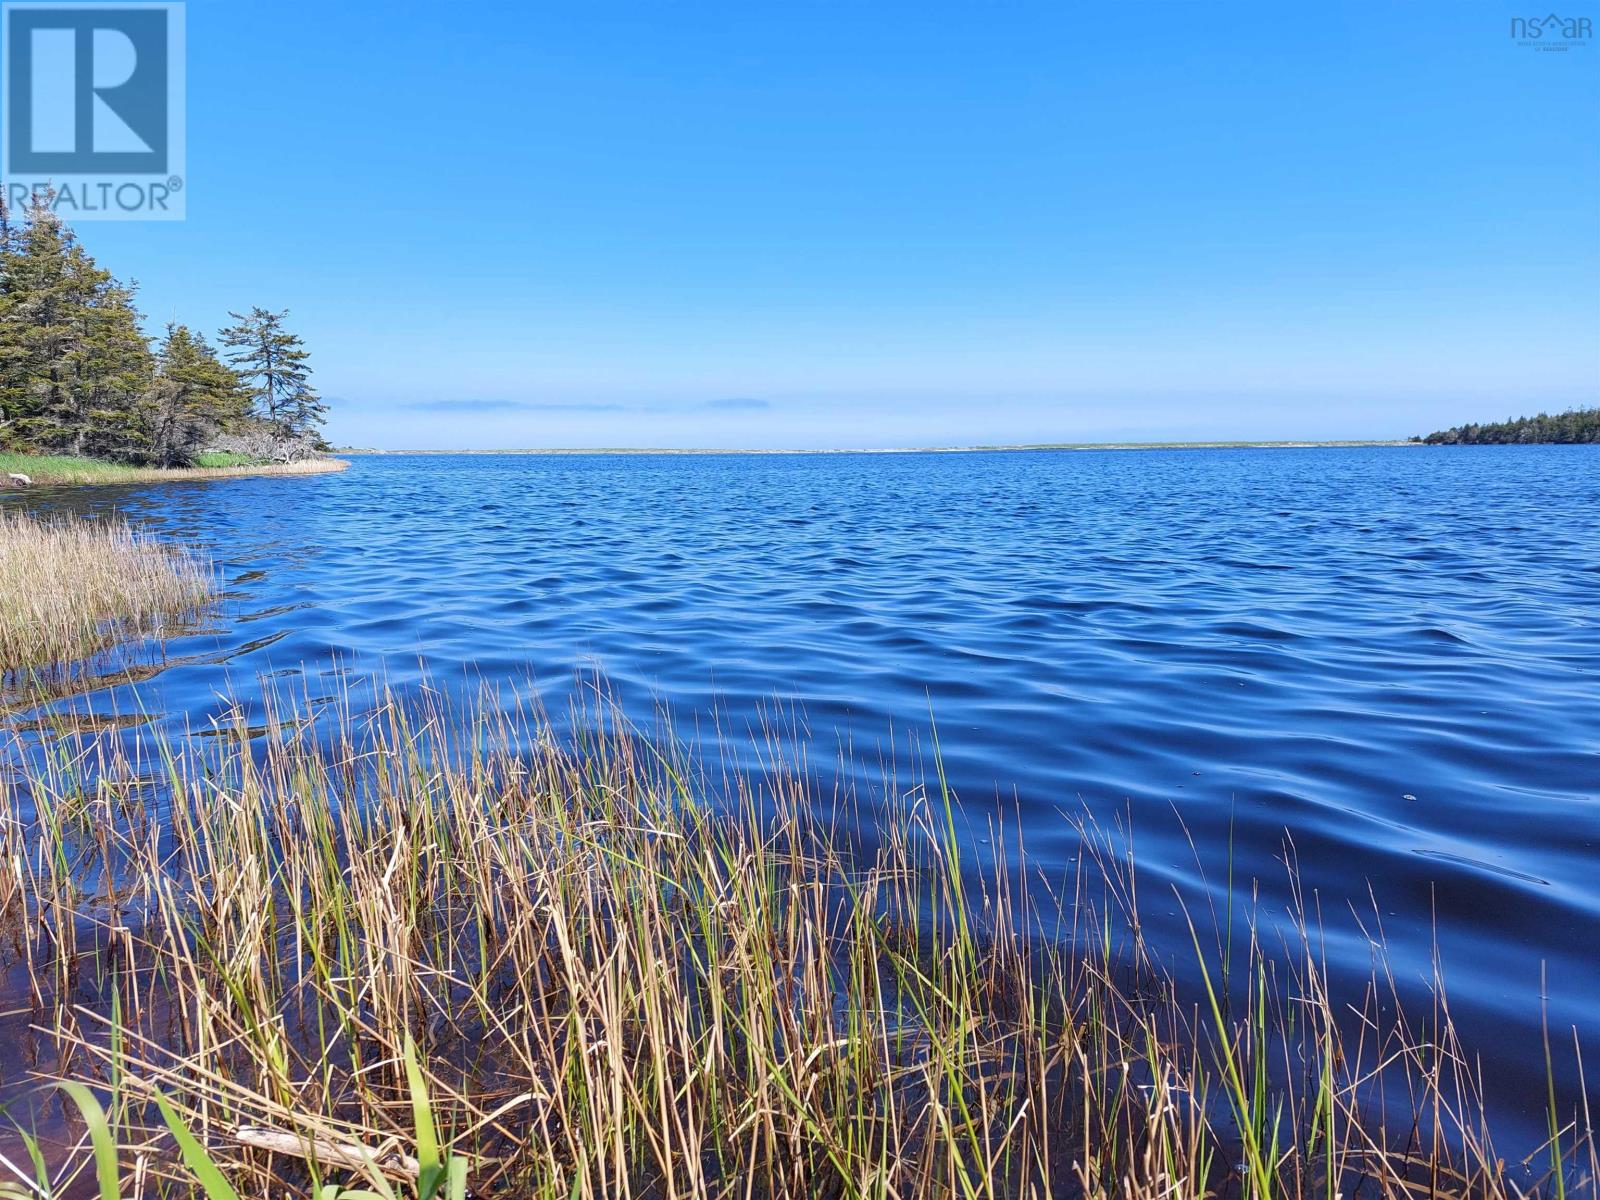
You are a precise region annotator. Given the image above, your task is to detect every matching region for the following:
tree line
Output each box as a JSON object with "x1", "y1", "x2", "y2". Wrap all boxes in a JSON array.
[
  {"x1": 1415, "y1": 407, "x2": 1600, "y2": 445},
  {"x1": 0, "y1": 191, "x2": 326, "y2": 466}
]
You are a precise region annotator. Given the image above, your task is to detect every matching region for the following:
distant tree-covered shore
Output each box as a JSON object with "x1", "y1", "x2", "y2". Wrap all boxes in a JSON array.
[
  {"x1": 1415, "y1": 407, "x2": 1599, "y2": 445},
  {"x1": 0, "y1": 190, "x2": 327, "y2": 467}
]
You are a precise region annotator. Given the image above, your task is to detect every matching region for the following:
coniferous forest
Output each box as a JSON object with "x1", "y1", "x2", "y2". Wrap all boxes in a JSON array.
[
  {"x1": 1417, "y1": 406, "x2": 1600, "y2": 445},
  {"x1": 0, "y1": 191, "x2": 326, "y2": 467}
]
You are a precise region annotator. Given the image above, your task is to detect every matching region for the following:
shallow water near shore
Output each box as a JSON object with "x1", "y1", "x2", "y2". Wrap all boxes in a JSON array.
[{"x1": 7, "y1": 444, "x2": 1599, "y2": 1154}]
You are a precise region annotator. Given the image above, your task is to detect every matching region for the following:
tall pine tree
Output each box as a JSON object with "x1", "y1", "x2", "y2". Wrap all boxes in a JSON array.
[{"x1": 219, "y1": 307, "x2": 325, "y2": 438}]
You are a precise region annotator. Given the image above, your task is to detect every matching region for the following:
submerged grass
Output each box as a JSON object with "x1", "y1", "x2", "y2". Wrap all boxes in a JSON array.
[
  {"x1": 0, "y1": 509, "x2": 213, "y2": 684},
  {"x1": 0, "y1": 453, "x2": 347, "y2": 488},
  {"x1": 0, "y1": 686, "x2": 1592, "y2": 1198}
]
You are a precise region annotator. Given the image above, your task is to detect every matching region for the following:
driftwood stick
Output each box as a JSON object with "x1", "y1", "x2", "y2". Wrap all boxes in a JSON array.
[{"x1": 232, "y1": 1126, "x2": 421, "y2": 1179}]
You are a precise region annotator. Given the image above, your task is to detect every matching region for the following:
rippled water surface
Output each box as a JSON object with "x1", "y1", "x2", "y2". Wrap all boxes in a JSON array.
[{"x1": 10, "y1": 446, "x2": 1600, "y2": 1142}]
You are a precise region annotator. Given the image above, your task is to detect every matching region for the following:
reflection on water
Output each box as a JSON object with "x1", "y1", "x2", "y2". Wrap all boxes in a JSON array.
[{"x1": 4, "y1": 445, "x2": 1598, "y2": 1146}]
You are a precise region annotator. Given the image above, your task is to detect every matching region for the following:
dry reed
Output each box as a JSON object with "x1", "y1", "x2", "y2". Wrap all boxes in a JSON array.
[
  {"x1": 0, "y1": 508, "x2": 213, "y2": 682},
  {"x1": 0, "y1": 686, "x2": 1591, "y2": 1199}
]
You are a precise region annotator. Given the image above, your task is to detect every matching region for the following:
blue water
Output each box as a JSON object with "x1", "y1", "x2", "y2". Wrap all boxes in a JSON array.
[{"x1": 9, "y1": 445, "x2": 1600, "y2": 1142}]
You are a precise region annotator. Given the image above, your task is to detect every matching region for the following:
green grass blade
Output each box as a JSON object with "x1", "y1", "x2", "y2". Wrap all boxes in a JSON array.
[
  {"x1": 403, "y1": 1034, "x2": 446, "y2": 1199},
  {"x1": 153, "y1": 1088, "x2": 242, "y2": 1200},
  {"x1": 55, "y1": 1082, "x2": 119, "y2": 1200}
]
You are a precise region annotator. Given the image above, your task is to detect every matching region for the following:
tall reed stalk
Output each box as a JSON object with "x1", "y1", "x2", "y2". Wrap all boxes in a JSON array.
[
  {"x1": 0, "y1": 686, "x2": 1590, "y2": 1198},
  {"x1": 0, "y1": 509, "x2": 212, "y2": 686}
]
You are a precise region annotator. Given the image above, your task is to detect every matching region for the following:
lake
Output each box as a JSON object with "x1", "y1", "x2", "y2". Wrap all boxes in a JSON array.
[{"x1": 9, "y1": 444, "x2": 1599, "y2": 1150}]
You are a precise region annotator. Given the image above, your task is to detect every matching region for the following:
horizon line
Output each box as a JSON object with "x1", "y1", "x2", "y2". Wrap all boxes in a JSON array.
[{"x1": 334, "y1": 438, "x2": 1421, "y2": 456}]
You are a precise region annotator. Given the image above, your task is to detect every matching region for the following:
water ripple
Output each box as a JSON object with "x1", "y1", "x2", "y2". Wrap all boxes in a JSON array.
[{"x1": 7, "y1": 444, "x2": 1599, "y2": 1141}]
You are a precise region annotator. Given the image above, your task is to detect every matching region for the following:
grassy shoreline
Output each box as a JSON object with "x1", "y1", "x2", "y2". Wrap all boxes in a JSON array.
[
  {"x1": 0, "y1": 509, "x2": 214, "y2": 688},
  {"x1": 0, "y1": 452, "x2": 349, "y2": 488},
  {"x1": 0, "y1": 685, "x2": 1590, "y2": 1198}
]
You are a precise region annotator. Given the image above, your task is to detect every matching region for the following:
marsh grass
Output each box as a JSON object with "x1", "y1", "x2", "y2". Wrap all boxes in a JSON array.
[
  {"x1": 189, "y1": 453, "x2": 262, "y2": 469},
  {"x1": 0, "y1": 686, "x2": 1592, "y2": 1198},
  {"x1": 0, "y1": 510, "x2": 214, "y2": 685},
  {"x1": 0, "y1": 453, "x2": 347, "y2": 488}
]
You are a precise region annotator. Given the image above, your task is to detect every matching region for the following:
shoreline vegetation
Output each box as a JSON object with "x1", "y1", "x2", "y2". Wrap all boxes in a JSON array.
[
  {"x1": 0, "y1": 191, "x2": 331, "y2": 471},
  {"x1": 0, "y1": 508, "x2": 212, "y2": 687},
  {"x1": 1, "y1": 451, "x2": 348, "y2": 489},
  {"x1": 1415, "y1": 406, "x2": 1600, "y2": 446},
  {"x1": 0, "y1": 684, "x2": 1591, "y2": 1198}
]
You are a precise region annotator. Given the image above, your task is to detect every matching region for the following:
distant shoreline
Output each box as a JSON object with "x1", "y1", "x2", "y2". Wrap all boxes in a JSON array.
[{"x1": 337, "y1": 439, "x2": 1417, "y2": 456}]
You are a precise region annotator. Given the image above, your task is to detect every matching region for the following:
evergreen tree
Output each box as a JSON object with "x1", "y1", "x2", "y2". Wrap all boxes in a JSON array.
[
  {"x1": 219, "y1": 307, "x2": 324, "y2": 438},
  {"x1": 0, "y1": 194, "x2": 329, "y2": 464},
  {"x1": 0, "y1": 193, "x2": 77, "y2": 444},
  {"x1": 0, "y1": 194, "x2": 26, "y2": 438},
  {"x1": 0, "y1": 192, "x2": 152, "y2": 456},
  {"x1": 284, "y1": 378, "x2": 328, "y2": 442},
  {"x1": 144, "y1": 324, "x2": 249, "y2": 465},
  {"x1": 65, "y1": 275, "x2": 154, "y2": 458},
  {"x1": 1419, "y1": 407, "x2": 1600, "y2": 445}
]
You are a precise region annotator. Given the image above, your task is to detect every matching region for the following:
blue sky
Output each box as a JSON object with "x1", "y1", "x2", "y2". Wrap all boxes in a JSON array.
[{"x1": 80, "y1": 0, "x2": 1599, "y2": 449}]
